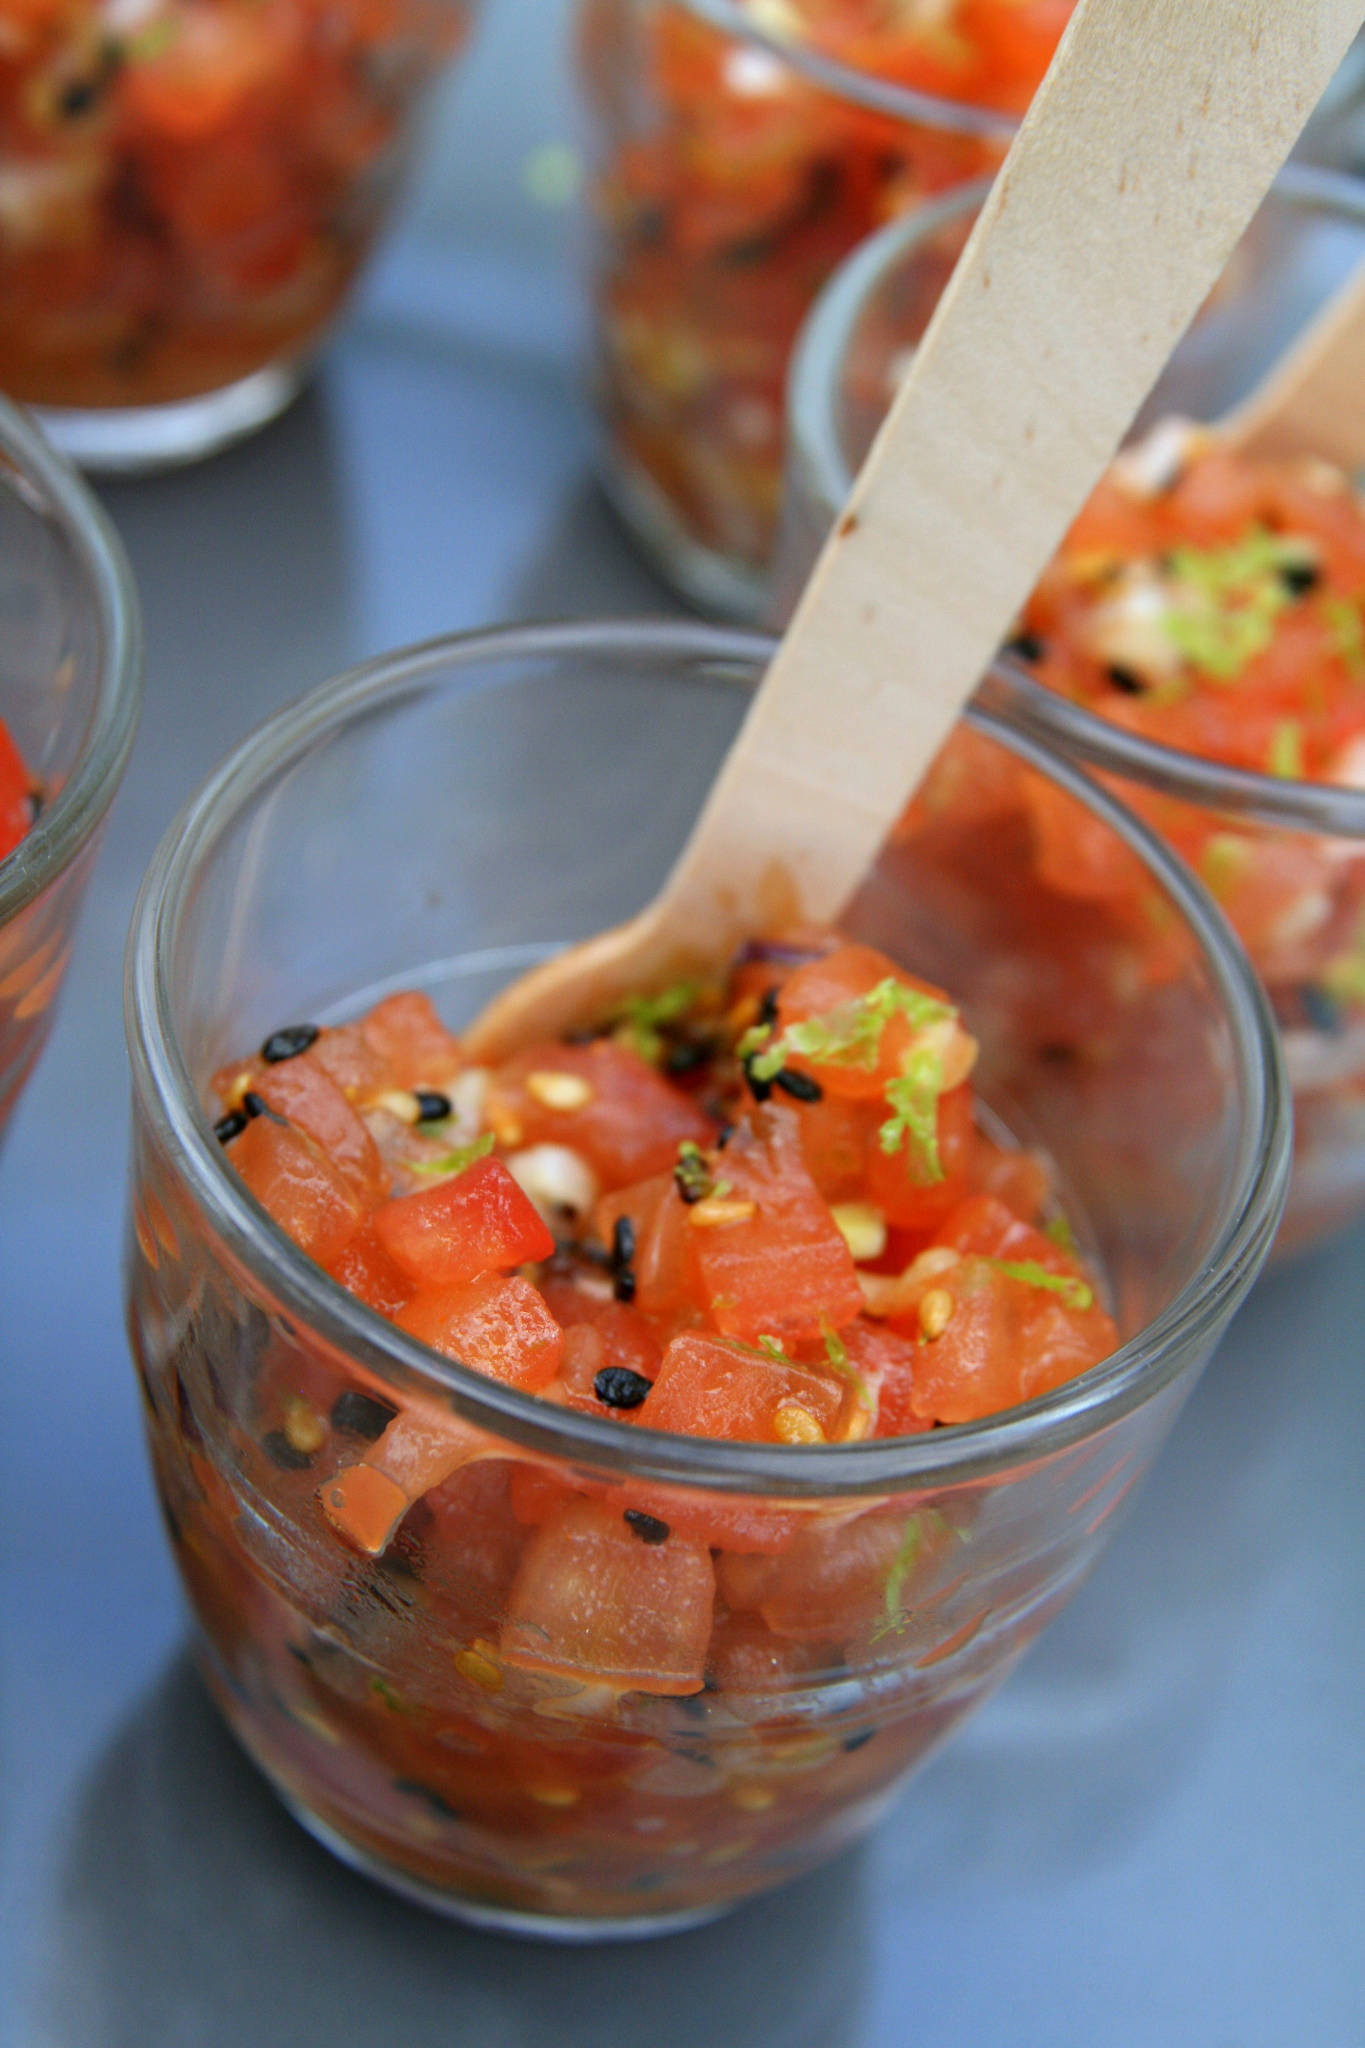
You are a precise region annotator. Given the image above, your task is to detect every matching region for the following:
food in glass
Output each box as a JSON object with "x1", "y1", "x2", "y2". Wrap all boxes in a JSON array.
[
  {"x1": 0, "y1": 393, "x2": 140, "y2": 1133},
  {"x1": 124, "y1": 621, "x2": 1286, "y2": 1935},
  {"x1": 0, "y1": 0, "x2": 477, "y2": 470},
  {"x1": 782, "y1": 169, "x2": 1365, "y2": 1254},
  {"x1": 578, "y1": 0, "x2": 1074, "y2": 615}
]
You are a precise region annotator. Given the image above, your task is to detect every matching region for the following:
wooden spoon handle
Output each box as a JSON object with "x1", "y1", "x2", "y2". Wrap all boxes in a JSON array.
[
  {"x1": 1225, "y1": 253, "x2": 1365, "y2": 466},
  {"x1": 656, "y1": 0, "x2": 1365, "y2": 958}
]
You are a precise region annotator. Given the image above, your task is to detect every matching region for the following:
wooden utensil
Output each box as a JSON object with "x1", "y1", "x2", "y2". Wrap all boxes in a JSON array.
[
  {"x1": 467, "y1": 0, "x2": 1365, "y2": 1060},
  {"x1": 1221, "y1": 251, "x2": 1365, "y2": 467}
]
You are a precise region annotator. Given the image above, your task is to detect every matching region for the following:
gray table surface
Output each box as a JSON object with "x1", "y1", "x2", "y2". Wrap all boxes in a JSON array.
[{"x1": 3, "y1": 5, "x2": 1364, "y2": 2043}]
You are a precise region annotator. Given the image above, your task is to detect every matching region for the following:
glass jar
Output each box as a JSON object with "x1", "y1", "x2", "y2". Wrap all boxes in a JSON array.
[
  {"x1": 124, "y1": 619, "x2": 1286, "y2": 1936},
  {"x1": 0, "y1": 394, "x2": 140, "y2": 1133},
  {"x1": 0, "y1": 0, "x2": 478, "y2": 472},
  {"x1": 578, "y1": 0, "x2": 1070, "y2": 618},
  {"x1": 781, "y1": 165, "x2": 1365, "y2": 1255}
]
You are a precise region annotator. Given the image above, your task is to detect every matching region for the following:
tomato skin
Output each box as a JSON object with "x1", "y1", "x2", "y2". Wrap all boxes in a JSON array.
[
  {"x1": 500, "y1": 1497, "x2": 716, "y2": 1696},
  {"x1": 594, "y1": 1174, "x2": 696, "y2": 1324},
  {"x1": 372, "y1": 1156, "x2": 554, "y2": 1289},
  {"x1": 251, "y1": 1058, "x2": 387, "y2": 1202},
  {"x1": 396, "y1": 1273, "x2": 564, "y2": 1392},
  {"x1": 0, "y1": 720, "x2": 32, "y2": 862},
  {"x1": 488, "y1": 1038, "x2": 714, "y2": 1189},
  {"x1": 232, "y1": 1115, "x2": 367, "y2": 1264},
  {"x1": 323, "y1": 1222, "x2": 413, "y2": 1318},
  {"x1": 359, "y1": 991, "x2": 463, "y2": 1090},
  {"x1": 641, "y1": 1330, "x2": 843, "y2": 1444},
  {"x1": 690, "y1": 1105, "x2": 863, "y2": 1343}
]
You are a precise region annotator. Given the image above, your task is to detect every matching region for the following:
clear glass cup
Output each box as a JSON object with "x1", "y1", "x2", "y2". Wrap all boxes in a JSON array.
[
  {"x1": 124, "y1": 619, "x2": 1287, "y2": 1938},
  {"x1": 781, "y1": 165, "x2": 1365, "y2": 1254},
  {"x1": 0, "y1": 394, "x2": 141, "y2": 1132},
  {"x1": 0, "y1": 0, "x2": 479, "y2": 473}
]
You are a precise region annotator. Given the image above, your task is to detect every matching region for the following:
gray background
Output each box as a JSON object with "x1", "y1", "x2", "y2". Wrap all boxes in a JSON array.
[{"x1": 2, "y1": 3, "x2": 1363, "y2": 2042}]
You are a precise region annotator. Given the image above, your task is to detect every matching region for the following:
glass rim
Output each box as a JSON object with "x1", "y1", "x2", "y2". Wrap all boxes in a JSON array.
[
  {"x1": 0, "y1": 396, "x2": 142, "y2": 927},
  {"x1": 682, "y1": 0, "x2": 1019, "y2": 138},
  {"x1": 788, "y1": 161, "x2": 1365, "y2": 835},
  {"x1": 124, "y1": 617, "x2": 1289, "y2": 1501}
]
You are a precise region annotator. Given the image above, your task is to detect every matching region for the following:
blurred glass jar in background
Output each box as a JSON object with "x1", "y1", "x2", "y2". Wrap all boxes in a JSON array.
[
  {"x1": 578, "y1": 3, "x2": 1365, "y2": 621},
  {"x1": 0, "y1": 0, "x2": 479, "y2": 471},
  {"x1": 780, "y1": 167, "x2": 1365, "y2": 1255},
  {"x1": 577, "y1": 0, "x2": 1072, "y2": 617},
  {"x1": 0, "y1": 393, "x2": 140, "y2": 1134}
]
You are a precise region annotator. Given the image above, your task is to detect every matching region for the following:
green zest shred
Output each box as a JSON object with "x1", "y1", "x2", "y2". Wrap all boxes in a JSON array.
[
  {"x1": 609, "y1": 979, "x2": 707, "y2": 1064},
  {"x1": 1045, "y1": 1212, "x2": 1078, "y2": 1253},
  {"x1": 409, "y1": 1130, "x2": 496, "y2": 1178},
  {"x1": 989, "y1": 1258, "x2": 1094, "y2": 1312},
  {"x1": 878, "y1": 1045, "x2": 946, "y2": 1183},
  {"x1": 871, "y1": 1509, "x2": 952, "y2": 1643},
  {"x1": 1159, "y1": 527, "x2": 1305, "y2": 682},
  {"x1": 1267, "y1": 718, "x2": 1305, "y2": 780},
  {"x1": 821, "y1": 1318, "x2": 874, "y2": 1415},
  {"x1": 1322, "y1": 594, "x2": 1365, "y2": 679},
  {"x1": 744, "y1": 977, "x2": 952, "y2": 1083}
]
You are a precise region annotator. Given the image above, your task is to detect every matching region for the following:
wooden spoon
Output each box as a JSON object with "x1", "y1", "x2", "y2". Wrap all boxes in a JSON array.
[
  {"x1": 467, "y1": 0, "x2": 1365, "y2": 1060},
  {"x1": 1221, "y1": 251, "x2": 1365, "y2": 467}
]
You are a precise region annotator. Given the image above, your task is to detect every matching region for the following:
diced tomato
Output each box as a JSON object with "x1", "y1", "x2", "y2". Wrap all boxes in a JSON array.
[
  {"x1": 863, "y1": 1078, "x2": 976, "y2": 1232},
  {"x1": 487, "y1": 1038, "x2": 714, "y2": 1189},
  {"x1": 829, "y1": 1319, "x2": 931, "y2": 1441},
  {"x1": 500, "y1": 1497, "x2": 715, "y2": 1696},
  {"x1": 717, "y1": 1500, "x2": 955, "y2": 1647},
  {"x1": 689, "y1": 1105, "x2": 863, "y2": 1342},
  {"x1": 594, "y1": 1174, "x2": 696, "y2": 1323},
  {"x1": 539, "y1": 1275, "x2": 662, "y2": 1387},
  {"x1": 323, "y1": 1222, "x2": 413, "y2": 1318},
  {"x1": 251, "y1": 1057, "x2": 387, "y2": 1203},
  {"x1": 641, "y1": 1329, "x2": 843, "y2": 1444},
  {"x1": 231, "y1": 1115, "x2": 367, "y2": 1264},
  {"x1": 770, "y1": 942, "x2": 953, "y2": 1102},
  {"x1": 419, "y1": 1460, "x2": 525, "y2": 1637},
  {"x1": 0, "y1": 720, "x2": 33, "y2": 862},
  {"x1": 359, "y1": 991, "x2": 463, "y2": 1090},
  {"x1": 396, "y1": 1273, "x2": 564, "y2": 1391},
  {"x1": 372, "y1": 1156, "x2": 554, "y2": 1289}
]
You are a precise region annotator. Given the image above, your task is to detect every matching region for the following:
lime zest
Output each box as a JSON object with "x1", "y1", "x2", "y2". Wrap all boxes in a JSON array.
[
  {"x1": 1322, "y1": 593, "x2": 1365, "y2": 679},
  {"x1": 746, "y1": 977, "x2": 953, "y2": 1083},
  {"x1": 1158, "y1": 527, "x2": 1303, "y2": 682},
  {"x1": 820, "y1": 1316, "x2": 874, "y2": 1415},
  {"x1": 989, "y1": 1258, "x2": 1094, "y2": 1312},
  {"x1": 609, "y1": 978, "x2": 708, "y2": 1064},
  {"x1": 1045, "y1": 1213, "x2": 1078, "y2": 1254},
  {"x1": 878, "y1": 1045, "x2": 946, "y2": 1183},
  {"x1": 1267, "y1": 718, "x2": 1305, "y2": 780},
  {"x1": 409, "y1": 1130, "x2": 495, "y2": 1178}
]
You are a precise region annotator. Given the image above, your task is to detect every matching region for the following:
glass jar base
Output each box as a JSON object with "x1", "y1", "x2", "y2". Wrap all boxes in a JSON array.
[
  {"x1": 34, "y1": 361, "x2": 308, "y2": 477},
  {"x1": 286, "y1": 1802, "x2": 734, "y2": 1944},
  {"x1": 599, "y1": 445, "x2": 769, "y2": 623}
]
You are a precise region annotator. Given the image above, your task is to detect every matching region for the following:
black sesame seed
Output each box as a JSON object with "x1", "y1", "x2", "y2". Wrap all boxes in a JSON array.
[
  {"x1": 842, "y1": 1727, "x2": 875, "y2": 1753},
  {"x1": 758, "y1": 985, "x2": 781, "y2": 1027},
  {"x1": 742, "y1": 1055, "x2": 773, "y2": 1104},
  {"x1": 57, "y1": 77, "x2": 100, "y2": 118},
  {"x1": 242, "y1": 1090, "x2": 268, "y2": 1120},
  {"x1": 611, "y1": 1214, "x2": 636, "y2": 1271},
  {"x1": 213, "y1": 1110, "x2": 247, "y2": 1144},
  {"x1": 394, "y1": 1778, "x2": 461, "y2": 1819},
  {"x1": 715, "y1": 1122, "x2": 735, "y2": 1149},
  {"x1": 262, "y1": 1429, "x2": 313, "y2": 1472},
  {"x1": 1105, "y1": 664, "x2": 1147, "y2": 696},
  {"x1": 26, "y1": 789, "x2": 44, "y2": 824},
  {"x1": 1006, "y1": 631, "x2": 1046, "y2": 663},
  {"x1": 261, "y1": 1023, "x2": 320, "y2": 1064},
  {"x1": 613, "y1": 1266, "x2": 637, "y2": 1305},
  {"x1": 330, "y1": 1388, "x2": 399, "y2": 1440},
  {"x1": 773, "y1": 1066, "x2": 823, "y2": 1103},
  {"x1": 594, "y1": 1365, "x2": 653, "y2": 1409},
  {"x1": 624, "y1": 1509, "x2": 670, "y2": 1544},
  {"x1": 1280, "y1": 560, "x2": 1322, "y2": 597},
  {"x1": 414, "y1": 1090, "x2": 452, "y2": 1123}
]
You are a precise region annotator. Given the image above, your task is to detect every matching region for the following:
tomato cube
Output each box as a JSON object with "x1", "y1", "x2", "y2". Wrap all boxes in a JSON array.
[
  {"x1": 231, "y1": 1115, "x2": 367, "y2": 1264},
  {"x1": 487, "y1": 1038, "x2": 714, "y2": 1188},
  {"x1": 396, "y1": 1272, "x2": 564, "y2": 1391},
  {"x1": 372, "y1": 1155, "x2": 554, "y2": 1288},
  {"x1": 641, "y1": 1329, "x2": 843, "y2": 1444}
]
